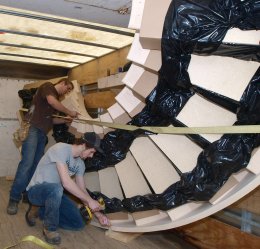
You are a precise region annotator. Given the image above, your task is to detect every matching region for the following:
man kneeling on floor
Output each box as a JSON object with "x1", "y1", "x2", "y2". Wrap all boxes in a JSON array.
[{"x1": 25, "y1": 132, "x2": 110, "y2": 245}]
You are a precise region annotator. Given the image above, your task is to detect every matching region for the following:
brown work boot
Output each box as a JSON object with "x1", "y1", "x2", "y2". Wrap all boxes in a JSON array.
[
  {"x1": 7, "y1": 199, "x2": 19, "y2": 215},
  {"x1": 25, "y1": 203, "x2": 39, "y2": 226},
  {"x1": 43, "y1": 228, "x2": 61, "y2": 245}
]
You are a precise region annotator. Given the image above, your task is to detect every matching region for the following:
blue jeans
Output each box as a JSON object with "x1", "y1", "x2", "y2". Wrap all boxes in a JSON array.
[
  {"x1": 10, "y1": 126, "x2": 47, "y2": 202},
  {"x1": 28, "y1": 182, "x2": 85, "y2": 231}
]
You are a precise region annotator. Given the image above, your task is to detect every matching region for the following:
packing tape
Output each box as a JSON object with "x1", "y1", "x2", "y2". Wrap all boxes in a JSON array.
[{"x1": 4, "y1": 235, "x2": 54, "y2": 249}]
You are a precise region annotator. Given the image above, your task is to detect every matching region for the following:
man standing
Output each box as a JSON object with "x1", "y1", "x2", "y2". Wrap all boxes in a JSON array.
[
  {"x1": 25, "y1": 132, "x2": 110, "y2": 245},
  {"x1": 7, "y1": 78, "x2": 77, "y2": 215}
]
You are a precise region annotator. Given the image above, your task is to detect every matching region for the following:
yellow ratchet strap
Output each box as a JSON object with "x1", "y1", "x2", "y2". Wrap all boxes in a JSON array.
[
  {"x1": 51, "y1": 114, "x2": 260, "y2": 135},
  {"x1": 4, "y1": 235, "x2": 54, "y2": 249},
  {"x1": 20, "y1": 109, "x2": 260, "y2": 134},
  {"x1": 85, "y1": 206, "x2": 93, "y2": 220}
]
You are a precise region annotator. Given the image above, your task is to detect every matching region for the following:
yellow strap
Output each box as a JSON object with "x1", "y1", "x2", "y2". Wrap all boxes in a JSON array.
[
  {"x1": 4, "y1": 235, "x2": 54, "y2": 249},
  {"x1": 20, "y1": 109, "x2": 260, "y2": 134},
  {"x1": 52, "y1": 114, "x2": 260, "y2": 135}
]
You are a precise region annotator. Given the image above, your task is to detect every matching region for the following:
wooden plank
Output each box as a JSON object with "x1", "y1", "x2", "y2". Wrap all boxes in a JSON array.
[
  {"x1": 123, "y1": 63, "x2": 158, "y2": 98},
  {"x1": 98, "y1": 167, "x2": 124, "y2": 200},
  {"x1": 132, "y1": 210, "x2": 169, "y2": 226},
  {"x1": 1, "y1": 178, "x2": 186, "y2": 249},
  {"x1": 107, "y1": 103, "x2": 131, "y2": 124},
  {"x1": 115, "y1": 152, "x2": 151, "y2": 197},
  {"x1": 149, "y1": 132, "x2": 202, "y2": 173},
  {"x1": 167, "y1": 202, "x2": 204, "y2": 221},
  {"x1": 0, "y1": 61, "x2": 67, "y2": 81},
  {"x1": 84, "y1": 171, "x2": 101, "y2": 192},
  {"x1": 127, "y1": 33, "x2": 161, "y2": 72},
  {"x1": 209, "y1": 176, "x2": 239, "y2": 205},
  {"x1": 69, "y1": 46, "x2": 131, "y2": 85},
  {"x1": 99, "y1": 112, "x2": 114, "y2": 134},
  {"x1": 98, "y1": 72, "x2": 126, "y2": 89},
  {"x1": 128, "y1": 0, "x2": 146, "y2": 30},
  {"x1": 177, "y1": 94, "x2": 237, "y2": 142},
  {"x1": 232, "y1": 186, "x2": 260, "y2": 215},
  {"x1": 223, "y1": 28, "x2": 260, "y2": 45},
  {"x1": 130, "y1": 137, "x2": 180, "y2": 194},
  {"x1": 139, "y1": 0, "x2": 171, "y2": 50},
  {"x1": 175, "y1": 218, "x2": 260, "y2": 249},
  {"x1": 247, "y1": 148, "x2": 260, "y2": 174},
  {"x1": 115, "y1": 87, "x2": 146, "y2": 117},
  {"x1": 105, "y1": 229, "x2": 142, "y2": 243},
  {"x1": 139, "y1": 0, "x2": 259, "y2": 50},
  {"x1": 84, "y1": 90, "x2": 116, "y2": 109},
  {"x1": 115, "y1": 152, "x2": 168, "y2": 226},
  {"x1": 188, "y1": 55, "x2": 259, "y2": 101}
]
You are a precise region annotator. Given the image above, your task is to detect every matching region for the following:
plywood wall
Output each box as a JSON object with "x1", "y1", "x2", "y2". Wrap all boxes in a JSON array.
[{"x1": 68, "y1": 46, "x2": 131, "y2": 85}]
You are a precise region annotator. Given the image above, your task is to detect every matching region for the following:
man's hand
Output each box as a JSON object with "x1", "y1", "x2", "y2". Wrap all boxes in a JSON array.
[
  {"x1": 95, "y1": 212, "x2": 111, "y2": 227},
  {"x1": 87, "y1": 199, "x2": 101, "y2": 213},
  {"x1": 68, "y1": 110, "x2": 78, "y2": 118}
]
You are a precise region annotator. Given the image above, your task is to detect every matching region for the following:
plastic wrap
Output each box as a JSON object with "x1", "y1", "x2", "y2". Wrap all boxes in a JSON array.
[
  {"x1": 18, "y1": 88, "x2": 37, "y2": 109},
  {"x1": 52, "y1": 123, "x2": 75, "y2": 144},
  {"x1": 86, "y1": 0, "x2": 260, "y2": 212}
]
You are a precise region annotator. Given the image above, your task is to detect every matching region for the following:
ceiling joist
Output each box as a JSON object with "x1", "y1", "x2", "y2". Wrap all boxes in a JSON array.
[{"x1": 0, "y1": 5, "x2": 135, "y2": 69}]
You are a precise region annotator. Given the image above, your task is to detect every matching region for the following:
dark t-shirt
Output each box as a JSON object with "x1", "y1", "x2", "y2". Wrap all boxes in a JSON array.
[{"x1": 30, "y1": 82, "x2": 59, "y2": 134}]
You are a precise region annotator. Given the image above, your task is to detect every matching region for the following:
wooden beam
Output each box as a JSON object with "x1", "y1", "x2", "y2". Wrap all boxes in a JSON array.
[
  {"x1": 174, "y1": 217, "x2": 260, "y2": 249},
  {"x1": 23, "y1": 76, "x2": 68, "y2": 89},
  {"x1": 68, "y1": 46, "x2": 131, "y2": 85},
  {"x1": 0, "y1": 60, "x2": 68, "y2": 80},
  {"x1": 231, "y1": 186, "x2": 260, "y2": 215}
]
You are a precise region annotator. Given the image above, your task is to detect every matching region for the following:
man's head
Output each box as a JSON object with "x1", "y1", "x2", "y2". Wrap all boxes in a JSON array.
[
  {"x1": 78, "y1": 132, "x2": 104, "y2": 159},
  {"x1": 55, "y1": 78, "x2": 74, "y2": 96}
]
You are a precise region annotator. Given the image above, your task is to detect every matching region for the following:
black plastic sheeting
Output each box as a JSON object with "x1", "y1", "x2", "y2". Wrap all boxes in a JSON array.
[
  {"x1": 18, "y1": 88, "x2": 37, "y2": 109},
  {"x1": 84, "y1": 0, "x2": 260, "y2": 213},
  {"x1": 52, "y1": 123, "x2": 75, "y2": 144}
]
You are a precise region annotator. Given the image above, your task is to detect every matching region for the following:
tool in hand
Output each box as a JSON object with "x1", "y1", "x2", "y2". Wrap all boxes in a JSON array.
[{"x1": 79, "y1": 197, "x2": 105, "y2": 223}]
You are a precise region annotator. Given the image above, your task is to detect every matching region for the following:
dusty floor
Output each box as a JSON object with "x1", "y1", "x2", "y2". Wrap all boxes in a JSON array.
[{"x1": 0, "y1": 177, "x2": 197, "y2": 249}]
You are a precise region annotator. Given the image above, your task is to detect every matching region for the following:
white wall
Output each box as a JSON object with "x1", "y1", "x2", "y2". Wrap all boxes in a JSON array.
[
  {"x1": 0, "y1": 78, "x2": 32, "y2": 176},
  {"x1": 0, "y1": 78, "x2": 30, "y2": 176},
  {"x1": 0, "y1": 77, "x2": 58, "y2": 177}
]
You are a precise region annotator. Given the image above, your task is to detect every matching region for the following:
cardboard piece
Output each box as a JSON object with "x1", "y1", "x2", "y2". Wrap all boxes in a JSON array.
[
  {"x1": 130, "y1": 137, "x2": 180, "y2": 194},
  {"x1": 149, "y1": 132, "x2": 202, "y2": 173},
  {"x1": 177, "y1": 94, "x2": 237, "y2": 142},
  {"x1": 139, "y1": 0, "x2": 171, "y2": 50},
  {"x1": 246, "y1": 148, "x2": 260, "y2": 175},
  {"x1": 115, "y1": 87, "x2": 146, "y2": 117},
  {"x1": 123, "y1": 63, "x2": 158, "y2": 98},
  {"x1": 127, "y1": 33, "x2": 161, "y2": 72},
  {"x1": 99, "y1": 167, "x2": 124, "y2": 200},
  {"x1": 98, "y1": 72, "x2": 126, "y2": 89},
  {"x1": 188, "y1": 55, "x2": 259, "y2": 101},
  {"x1": 128, "y1": 0, "x2": 146, "y2": 30},
  {"x1": 107, "y1": 103, "x2": 131, "y2": 124}
]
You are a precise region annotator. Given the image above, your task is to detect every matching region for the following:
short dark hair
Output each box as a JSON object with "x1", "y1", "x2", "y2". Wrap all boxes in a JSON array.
[{"x1": 56, "y1": 78, "x2": 74, "y2": 90}]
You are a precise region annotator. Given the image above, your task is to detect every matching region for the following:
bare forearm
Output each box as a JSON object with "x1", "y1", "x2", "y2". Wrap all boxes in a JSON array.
[
  {"x1": 52, "y1": 117, "x2": 71, "y2": 124},
  {"x1": 63, "y1": 178, "x2": 92, "y2": 204}
]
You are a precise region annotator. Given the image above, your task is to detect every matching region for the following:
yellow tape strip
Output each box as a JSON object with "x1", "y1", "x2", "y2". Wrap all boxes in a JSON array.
[
  {"x1": 4, "y1": 235, "x2": 54, "y2": 249},
  {"x1": 52, "y1": 114, "x2": 260, "y2": 135}
]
